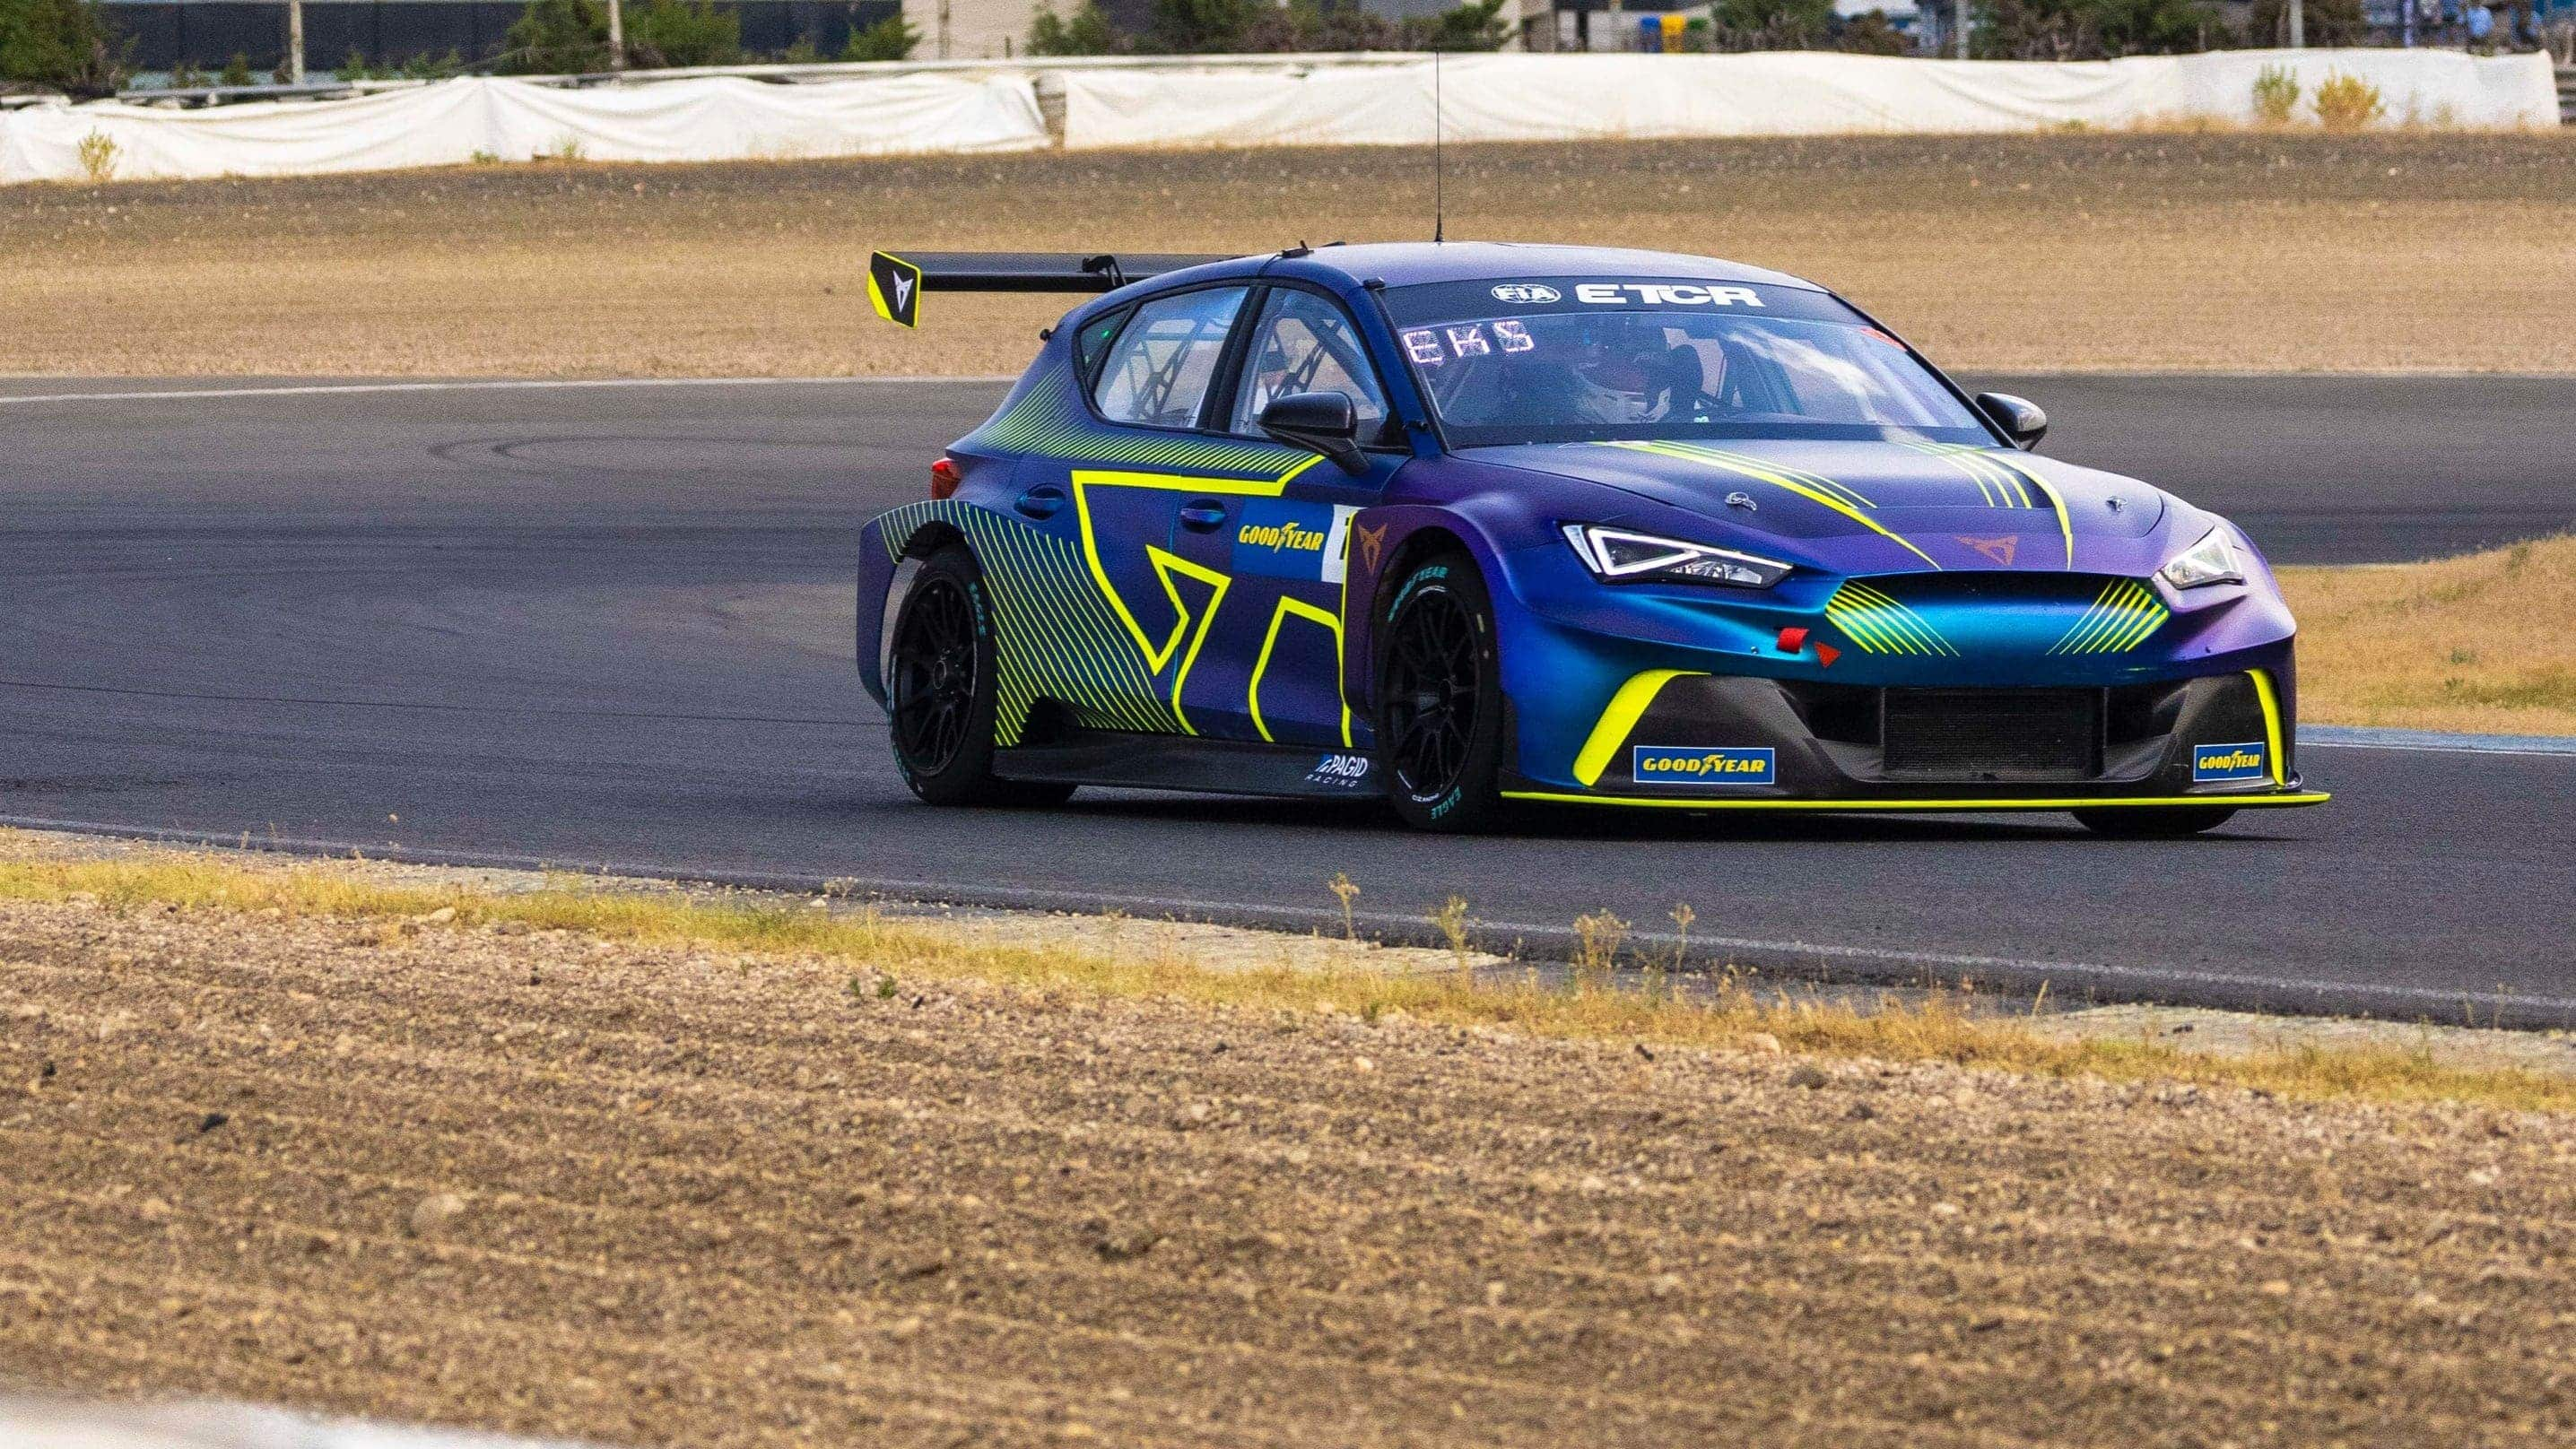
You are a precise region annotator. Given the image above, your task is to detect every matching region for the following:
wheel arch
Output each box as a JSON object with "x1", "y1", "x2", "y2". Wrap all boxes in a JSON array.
[{"x1": 1346, "y1": 515, "x2": 1507, "y2": 716}]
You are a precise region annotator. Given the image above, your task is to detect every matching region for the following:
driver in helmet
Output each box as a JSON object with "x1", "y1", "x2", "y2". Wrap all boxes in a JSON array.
[{"x1": 1563, "y1": 316, "x2": 1684, "y2": 424}]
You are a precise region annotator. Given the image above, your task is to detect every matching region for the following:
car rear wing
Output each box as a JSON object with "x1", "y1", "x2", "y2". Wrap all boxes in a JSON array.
[{"x1": 866, "y1": 250, "x2": 1239, "y2": 328}]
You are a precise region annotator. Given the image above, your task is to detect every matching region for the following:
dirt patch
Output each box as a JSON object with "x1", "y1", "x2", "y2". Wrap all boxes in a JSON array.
[
  {"x1": 4, "y1": 132, "x2": 2573, "y2": 377},
  {"x1": 2284, "y1": 532, "x2": 2576, "y2": 735},
  {"x1": 6, "y1": 868, "x2": 2576, "y2": 1445}
]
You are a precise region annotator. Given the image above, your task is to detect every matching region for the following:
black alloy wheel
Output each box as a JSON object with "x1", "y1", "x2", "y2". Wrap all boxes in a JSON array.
[
  {"x1": 889, "y1": 572, "x2": 978, "y2": 777},
  {"x1": 1377, "y1": 551, "x2": 1508, "y2": 832},
  {"x1": 886, "y1": 544, "x2": 1074, "y2": 808}
]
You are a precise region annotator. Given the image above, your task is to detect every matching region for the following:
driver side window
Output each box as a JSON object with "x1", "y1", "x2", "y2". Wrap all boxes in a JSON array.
[{"x1": 1227, "y1": 289, "x2": 1390, "y2": 437}]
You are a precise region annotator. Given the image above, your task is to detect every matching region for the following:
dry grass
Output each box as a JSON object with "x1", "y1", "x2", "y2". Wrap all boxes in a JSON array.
[
  {"x1": 4, "y1": 131, "x2": 2575, "y2": 377},
  {"x1": 1, "y1": 834, "x2": 2569, "y2": 1114},
  {"x1": 2284, "y1": 532, "x2": 2576, "y2": 735}
]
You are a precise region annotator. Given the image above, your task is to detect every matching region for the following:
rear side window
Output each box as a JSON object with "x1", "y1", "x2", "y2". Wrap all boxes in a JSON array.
[
  {"x1": 1091, "y1": 287, "x2": 1248, "y2": 429},
  {"x1": 1075, "y1": 305, "x2": 1131, "y2": 382}
]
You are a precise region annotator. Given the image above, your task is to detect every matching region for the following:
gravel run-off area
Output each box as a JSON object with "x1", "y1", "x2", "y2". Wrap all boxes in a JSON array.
[{"x1": 6, "y1": 884, "x2": 2576, "y2": 1447}]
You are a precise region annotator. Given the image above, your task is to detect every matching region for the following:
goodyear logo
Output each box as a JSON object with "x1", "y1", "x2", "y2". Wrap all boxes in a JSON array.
[
  {"x1": 1633, "y1": 745, "x2": 1775, "y2": 785},
  {"x1": 1232, "y1": 499, "x2": 1359, "y2": 584},
  {"x1": 1237, "y1": 519, "x2": 1328, "y2": 554},
  {"x1": 2191, "y1": 742, "x2": 2268, "y2": 782}
]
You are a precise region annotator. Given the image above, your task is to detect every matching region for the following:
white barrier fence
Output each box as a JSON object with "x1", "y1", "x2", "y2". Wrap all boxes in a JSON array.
[
  {"x1": 0, "y1": 72, "x2": 1049, "y2": 183},
  {"x1": 0, "y1": 48, "x2": 2556, "y2": 186},
  {"x1": 1065, "y1": 49, "x2": 2562, "y2": 147}
]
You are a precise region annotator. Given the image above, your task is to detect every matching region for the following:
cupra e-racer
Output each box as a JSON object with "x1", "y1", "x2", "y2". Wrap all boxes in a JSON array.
[{"x1": 854, "y1": 242, "x2": 2328, "y2": 835}]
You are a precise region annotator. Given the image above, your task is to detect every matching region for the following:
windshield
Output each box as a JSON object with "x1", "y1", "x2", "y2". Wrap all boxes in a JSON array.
[{"x1": 1384, "y1": 279, "x2": 1994, "y2": 448}]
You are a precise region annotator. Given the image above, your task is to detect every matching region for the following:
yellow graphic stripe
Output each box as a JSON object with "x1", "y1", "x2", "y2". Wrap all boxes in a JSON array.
[
  {"x1": 1614, "y1": 442, "x2": 1940, "y2": 570},
  {"x1": 1154, "y1": 549, "x2": 1232, "y2": 733},
  {"x1": 2250, "y1": 666, "x2": 2287, "y2": 788},
  {"x1": 2049, "y1": 578, "x2": 2166, "y2": 655},
  {"x1": 1825, "y1": 581, "x2": 1959, "y2": 657},
  {"x1": 1899, "y1": 439, "x2": 2032, "y2": 509},
  {"x1": 1989, "y1": 455, "x2": 2076, "y2": 568},
  {"x1": 1658, "y1": 442, "x2": 1878, "y2": 511},
  {"x1": 1572, "y1": 669, "x2": 1705, "y2": 787},
  {"x1": 1069, "y1": 457, "x2": 1323, "y2": 733},
  {"x1": 1502, "y1": 791, "x2": 2329, "y2": 811},
  {"x1": 1248, "y1": 596, "x2": 1353, "y2": 747}
]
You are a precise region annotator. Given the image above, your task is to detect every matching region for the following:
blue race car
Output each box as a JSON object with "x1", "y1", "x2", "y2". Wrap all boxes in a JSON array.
[{"x1": 854, "y1": 243, "x2": 2327, "y2": 835}]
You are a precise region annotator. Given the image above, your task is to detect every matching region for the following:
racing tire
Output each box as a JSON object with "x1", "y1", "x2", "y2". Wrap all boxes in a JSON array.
[
  {"x1": 2071, "y1": 806, "x2": 2238, "y2": 838},
  {"x1": 886, "y1": 545, "x2": 1076, "y2": 809},
  {"x1": 1375, "y1": 549, "x2": 1510, "y2": 833}
]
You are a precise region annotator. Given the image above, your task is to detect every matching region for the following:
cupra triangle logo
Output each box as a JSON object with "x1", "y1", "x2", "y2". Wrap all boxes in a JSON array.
[{"x1": 1958, "y1": 534, "x2": 2018, "y2": 567}]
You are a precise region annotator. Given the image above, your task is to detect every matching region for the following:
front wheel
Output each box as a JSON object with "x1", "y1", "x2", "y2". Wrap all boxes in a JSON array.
[
  {"x1": 1375, "y1": 551, "x2": 1510, "y2": 833},
  {"x1": 2072, "y1": 806, "x2": 2237, "y2": 837},
  {"x1": 886, "y1": 545, "x2": 1075, "y2": 809}
]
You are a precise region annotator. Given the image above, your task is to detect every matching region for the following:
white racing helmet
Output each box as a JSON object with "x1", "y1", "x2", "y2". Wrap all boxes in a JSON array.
[{"x1": 1566, "y1": 318, "x2": 1678, "y2": 424}]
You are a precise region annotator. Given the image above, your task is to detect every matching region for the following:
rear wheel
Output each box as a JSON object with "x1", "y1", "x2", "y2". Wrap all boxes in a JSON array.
[
  {"x1": 1376, "y1": 551, "x2": 1509, "y2": 833},
  {"x1": 2072, "y1": 806, "x2": 2237, "y2": 837},
  {"x1": 886, "y1": 545, "x2": 1075, "y2": 809}
]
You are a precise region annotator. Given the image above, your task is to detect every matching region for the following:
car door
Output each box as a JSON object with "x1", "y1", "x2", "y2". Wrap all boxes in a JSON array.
[
  {"x1": 1005, "y1": 283, "x2": 1260, "y2": 739},
  {"x1": 1164, "y1": 284, "x2": 1406, "y2": 749}
]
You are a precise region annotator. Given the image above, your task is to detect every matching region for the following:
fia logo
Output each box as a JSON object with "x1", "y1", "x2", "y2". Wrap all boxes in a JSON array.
[{"x1": 1489, "y1": 283, "x2": 1562, "y2": 305}]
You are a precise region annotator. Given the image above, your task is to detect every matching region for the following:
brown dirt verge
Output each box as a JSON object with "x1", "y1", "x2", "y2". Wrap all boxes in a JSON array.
[
  {"x1": 5, "y1": 872, "x2": 2576, "y2": 1445},
  {"x1": 4, "y1": 132, "x2": 2572, "y2": 378},
  {"x1": 2284, "y1": 532, "x2": 2576, "y2": 736}
]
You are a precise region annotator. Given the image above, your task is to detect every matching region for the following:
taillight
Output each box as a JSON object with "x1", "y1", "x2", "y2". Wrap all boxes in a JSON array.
[{"x1": 929, "y1": 456, "x2": 962, "y2": 499}]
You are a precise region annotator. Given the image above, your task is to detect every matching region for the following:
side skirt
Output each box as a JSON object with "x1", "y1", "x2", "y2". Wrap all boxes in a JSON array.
[{"x1": 996, "y1": 730, "x2": 1385, "y2": 800}]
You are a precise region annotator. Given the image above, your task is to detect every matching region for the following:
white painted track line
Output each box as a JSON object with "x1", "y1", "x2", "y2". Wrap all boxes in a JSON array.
[{"x1": 0, "y1": 377, "x2": 1014, "y2": 405}]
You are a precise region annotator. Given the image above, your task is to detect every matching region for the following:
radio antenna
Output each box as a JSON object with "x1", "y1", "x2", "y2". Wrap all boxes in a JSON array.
[{"x1": 1432, "y1": 48, "x2": 1444, "y2": 243}]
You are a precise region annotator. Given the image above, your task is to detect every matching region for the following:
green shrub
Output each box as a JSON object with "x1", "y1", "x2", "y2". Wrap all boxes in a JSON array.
[
  {"x1": 1712, "y1": 0, "x2": 1836, "y2": 47},
  {"x1": 777, "y1": 34, "x2": 819, "y2": 62},
  {"x1": 628, "y1": 0, "x2": 740, "y2": 67},
  {"x1": 218, "y1": 50, "x2": 250, "y2": 85},
  {"x1": 499, "y1": 0, "x2": 609, "y2": 74},
  {"x1": 2250, "y1": 64, "x2": 2298, "y2": 124},
  {"x1": 1399, "y1": 0, "x2": 1510, "y2": 48},
  {"x1": 1028, "y1": 0, "x2": 1121, "y2": 52},
  {"x1": 1833, "y1": 8, "x2": 1910, "y2": 51},
  {"x1": 1970, "y1": 0, "x2": 2214, "y2": 58},
  {"x1": 0, "y1": 0, "x2": 130, "y2": 98},
  {"x1": 1141, "y1": 0, "x2": 1261, "y2": 52},
  {"x1": 2311, "y1": 70, "x2": 2384, "y2": 131},
  {"x1": 839, "y1": 13, "x2": 917, "y2": 59},
  {"x1": 166, "y1": 57, "x2": 204, "y2": 86}
]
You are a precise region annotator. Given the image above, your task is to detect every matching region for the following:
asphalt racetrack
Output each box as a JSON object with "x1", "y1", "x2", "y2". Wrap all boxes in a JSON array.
[{"x1": 4, "y1": 374, "x2": 2572, "y2": 1023}]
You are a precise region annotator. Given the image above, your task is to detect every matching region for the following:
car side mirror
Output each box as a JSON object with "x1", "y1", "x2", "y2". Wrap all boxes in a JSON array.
[
  {"x1": 1258, "y1": 391, "x2": 1367, "y2": 474},
  {"x1": 1976, "y1": 392, "x2": 2048, "y2": 451}
]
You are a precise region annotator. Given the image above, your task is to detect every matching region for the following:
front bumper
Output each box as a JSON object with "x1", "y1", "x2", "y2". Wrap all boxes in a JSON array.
[{"x1": 1500, "y1": 668, "x2": 2326, "y2": 811}]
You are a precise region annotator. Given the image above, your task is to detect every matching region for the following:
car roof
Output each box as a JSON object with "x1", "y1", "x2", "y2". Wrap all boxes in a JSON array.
[{"x1": 1251, "y1": 241, "x2": 1828, "y2": 294}]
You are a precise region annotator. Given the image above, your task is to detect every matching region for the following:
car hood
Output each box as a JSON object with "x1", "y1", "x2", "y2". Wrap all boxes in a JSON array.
[{"x1": 1466, "y1": 438, "x2": 2171, "y2": 573}]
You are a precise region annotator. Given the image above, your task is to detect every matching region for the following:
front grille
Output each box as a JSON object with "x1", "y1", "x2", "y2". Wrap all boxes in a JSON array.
[{"x1": 1881, "y1": 689, "x2": 2102, "y2": 781}]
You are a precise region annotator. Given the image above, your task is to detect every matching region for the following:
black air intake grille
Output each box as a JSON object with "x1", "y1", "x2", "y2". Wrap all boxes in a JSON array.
[{"x1": 1881, "y1": 689, "x2": 2102, "y2": 781}]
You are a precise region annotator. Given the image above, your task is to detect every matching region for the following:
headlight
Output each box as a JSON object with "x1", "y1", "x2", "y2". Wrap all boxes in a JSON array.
[
  {"x1": 2156, "y1": 526, "x2": 2244, "y2": 591},
  {"x1": 1562, "y1": 524, "x2": 1791, "y2": 589}
]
